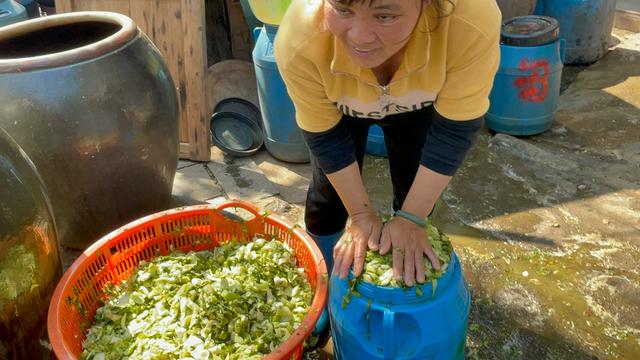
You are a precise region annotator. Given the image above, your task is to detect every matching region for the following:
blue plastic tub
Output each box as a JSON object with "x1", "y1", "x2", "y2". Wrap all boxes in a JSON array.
[
  {"x1": 329, "y1": 253, "x2": 470, "y2": 360},
  {"x1": 15, "y1": 0, "x2": 38, "y2": 18},
  {"x1": 252, "y1": 25, "x2": 310, "y2": 163}
]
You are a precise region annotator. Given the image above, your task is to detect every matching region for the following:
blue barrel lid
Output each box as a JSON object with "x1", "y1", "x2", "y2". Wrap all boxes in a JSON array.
[{"x1": 501, "y1": 15, "x2": 559, "y2": 47}]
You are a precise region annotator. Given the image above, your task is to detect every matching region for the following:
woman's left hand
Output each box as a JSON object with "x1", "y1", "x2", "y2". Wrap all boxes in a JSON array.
[{"x1": 379, "y1": 217, "x2": 441, "y2": 286}]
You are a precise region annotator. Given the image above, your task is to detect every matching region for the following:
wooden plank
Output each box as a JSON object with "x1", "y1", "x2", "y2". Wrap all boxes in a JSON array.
[
  {"x1": 129, "y1": 0, "x2": 153, "y2": 35},
  {"x1": 93, "y1": 1, "x2": 130, "y2": 15},
  {"x1": 57, "y1": 0, "x2": 131, "y2": 14},
  {"x1": 164, "y1": 1, "x2": 191, "y2": 144},
  {"x1": 182, "y1": 0, "x2": 210, "y2": 161},
  {"x1": 225, "y1": 0, "x2": 252, "y2": 61},
  {"x1": 130, "y1": 0, "x2": 187, "y2": 144},
  {"x1": 179, "y1": 142, "x2": 191, "y2": 159},
  {"x1": 205, "y1": 0, "x2": 232, "y2": 66},
  {"x1": 54, "y1": 0, "x2": 74, "y2": 13}
]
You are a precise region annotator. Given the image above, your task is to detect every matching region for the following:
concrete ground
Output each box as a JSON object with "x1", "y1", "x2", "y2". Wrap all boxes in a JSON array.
[{"x1": 61, "y1": 29, "x2": 639, "y2": 360}]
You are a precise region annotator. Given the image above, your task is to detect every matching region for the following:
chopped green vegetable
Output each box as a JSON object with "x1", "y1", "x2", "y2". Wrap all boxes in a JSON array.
[
  {"x1": 359, "y1": 221, "x2": 453, "y2": 288},
  {"x1": 81, "y1": 238, "x2": 312, "y2": 360}
]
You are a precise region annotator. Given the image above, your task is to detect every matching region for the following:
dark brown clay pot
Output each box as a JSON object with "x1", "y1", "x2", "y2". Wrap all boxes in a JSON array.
[
  {"x1": 0, "y1": 128, "x2": 62, "y2": 359},
  {"x1": 0, "y1": 12, "x2": 179, "y2": 249}
]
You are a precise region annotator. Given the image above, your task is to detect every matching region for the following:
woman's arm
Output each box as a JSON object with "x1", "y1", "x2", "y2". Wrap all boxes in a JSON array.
[
  {"x1": 301, "y1": 124, "x2": 383, "y2": 279},
  {"x1": 380, "y1": 112, "x2": 484, "y2": 286},
  {"x1": 325, "y1": 163, "x2": 382, "y2": 278}
]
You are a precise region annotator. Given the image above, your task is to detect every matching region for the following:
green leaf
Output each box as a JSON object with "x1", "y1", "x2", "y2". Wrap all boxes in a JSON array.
[
  {"x1": 357, "y1": 222, "x2": 452, "y2": 288},
  {"x1": 81, "y1": 238, "x2": 313, "y2": 359},
  {"x1": 432, "y1": 279, "x2": 437, "y2": 298}
]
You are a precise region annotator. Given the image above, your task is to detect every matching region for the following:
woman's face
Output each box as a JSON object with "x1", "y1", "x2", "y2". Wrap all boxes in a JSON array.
[{"x1": 324, "y1": 0, "x2": 423, "y2": 69}]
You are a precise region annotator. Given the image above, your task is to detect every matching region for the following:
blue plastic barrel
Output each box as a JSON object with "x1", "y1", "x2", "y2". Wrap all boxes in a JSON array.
[
  {"x1": 365, "y1": 125, "x2": 387, "y2": 157},
  {"x1": 329, "y1": 254, "x2": 470, "y2": 360},
  {"x1": 15, "y1": 0, "x2": 38, "y2": 18},
  {"x1": 0, "y1": 0, "x2": 27, "y2": 27},
  {"x1": 252, "y1": 24, "x2": 310, "y2": 163},
  {"x1": 535, "y1": 0, "x2": 617, "y2": 64},
  {"x1": 487, "y1": 16, "x2": 564, "y2": 135}
]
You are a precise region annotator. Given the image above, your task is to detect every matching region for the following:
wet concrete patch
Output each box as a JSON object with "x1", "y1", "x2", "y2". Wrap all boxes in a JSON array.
[
  {"x1": 208, "y1": 147, "x2": 279, "y2": 202},
  {"x1": 584, "y1": 274, "x2": 640, "y2": 333},
  {"x1": 494, "y1": 283, "x2": 549, "y2": 329},
  {"x1": 438, "y1": 220, "x2": 640, "y2": 359}
]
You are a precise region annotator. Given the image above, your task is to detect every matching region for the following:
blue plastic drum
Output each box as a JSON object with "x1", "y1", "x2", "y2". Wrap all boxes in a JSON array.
[
  {"x1": 487, "y1": 16, "x2": 564, "y2": 135},
  {"x1": 535, "y1": 0, "x2": 617, "y2": 64},
  {"x1": 329, "y1": 254, "x2": 471, "y2": 360},
  {"x1": 0, "y1": 0, "x2": 27, "y2": 27},
  {"x1": 252, "y1": 24, "x2": 310, "y2": 163}
]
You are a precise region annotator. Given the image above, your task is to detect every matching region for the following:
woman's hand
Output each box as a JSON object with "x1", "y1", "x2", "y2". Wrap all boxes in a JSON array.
[
  {"x1": 379, "y1": 217, "x2": 441, "y2": 286},
  {"x1": 332, "y1": 210, "x2": 383, "y2": 279}
]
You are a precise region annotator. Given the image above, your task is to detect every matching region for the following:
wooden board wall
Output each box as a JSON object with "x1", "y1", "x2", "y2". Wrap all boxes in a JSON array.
[
  {"x1": 225, "y1": 0, "x2": 252, "y2": 61},
  {"x1": 205, "y1": 0, "x2": 233, "y2": 66},
  {"x1": 56, "y1": 0, "x2": 210, "y2": 161}
]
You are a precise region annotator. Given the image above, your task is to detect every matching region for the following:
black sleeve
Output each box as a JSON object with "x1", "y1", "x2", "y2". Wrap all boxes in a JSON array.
[
  {"x1": 301, "y1": 120, "x2": 356, "y2": 174},
  {"x1": 421, "y1": 110, "x2": 484, "y2": 176}
]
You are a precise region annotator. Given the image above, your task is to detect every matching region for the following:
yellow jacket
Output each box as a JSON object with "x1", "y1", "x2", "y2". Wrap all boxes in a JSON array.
[{"x1": 274, "y1": 0, "x2": 502, "y2": 133}]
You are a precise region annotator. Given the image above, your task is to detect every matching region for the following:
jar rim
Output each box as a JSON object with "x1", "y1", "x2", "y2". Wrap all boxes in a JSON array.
[{"x1": 0, "y1": 11, "x2": 138, "y2": 73}]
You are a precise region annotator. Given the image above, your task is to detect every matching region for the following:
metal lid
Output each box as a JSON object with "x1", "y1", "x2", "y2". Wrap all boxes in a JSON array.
[
  {"x1": 501, "y1": 16, "x2": 559, "y2": 46},
  {"x1": 209, "y1": 111, "x2": 263, "y2": 157}
]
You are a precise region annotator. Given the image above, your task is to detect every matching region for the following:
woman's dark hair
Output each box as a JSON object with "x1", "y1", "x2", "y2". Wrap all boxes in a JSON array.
[{"x1": 331, "y1": 0, "x2": 455, "y2": 24}]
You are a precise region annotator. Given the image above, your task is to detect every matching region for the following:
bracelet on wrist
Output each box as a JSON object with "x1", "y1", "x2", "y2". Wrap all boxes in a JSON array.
[{"x1": 394, "y1": 209, "x2": 427, "y2": 228}]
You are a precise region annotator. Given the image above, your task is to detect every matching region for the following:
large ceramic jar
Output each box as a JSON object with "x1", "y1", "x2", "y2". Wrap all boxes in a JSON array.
[
  {"x1": 0, "y1": 12, "x2": 179, "y2": 249},
  {"x1": 0, "y1": 128, "x2": 62, "y2": 359}
]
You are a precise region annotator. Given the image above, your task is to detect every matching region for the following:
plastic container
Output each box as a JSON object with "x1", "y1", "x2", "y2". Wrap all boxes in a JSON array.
[
  {"x1": 365, "y1": 125, "x2": 387, "y2": 157},
  {"x1": 329, "y1": 254, "x2": 470, "y2": 359},
  {"x1": 209, "y1": 110, "x2": 263, "y2": 157},
  {"x1": 248, "y1": 0, "x2": 292, "y2": 25},
  {"x1": 0, "y1": 0, "x2": 27, "y2": 27},
  {"x1": 487, "y1": 16, "x2": 564, "y2": 135},
  {"x1": 535, "y1": 0, "x2": 617, "y2": 64},
  {"x1": 15, "y1": 0, "x2": 38, "y2": 18},
  {"x1": 253, "y1": 24, "x2": 310, "y2": 163},
  {"x1": 48, "y1": 200, "x2": 328, "y2": 360},
  {"x1": 214, "y1": 97, "x2": 263, "y2": 127}
]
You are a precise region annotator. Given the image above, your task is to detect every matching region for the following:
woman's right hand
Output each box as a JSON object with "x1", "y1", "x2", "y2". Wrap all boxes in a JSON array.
[{"x1": 332, "y1": 210, "x2": 383, "y2": 279}]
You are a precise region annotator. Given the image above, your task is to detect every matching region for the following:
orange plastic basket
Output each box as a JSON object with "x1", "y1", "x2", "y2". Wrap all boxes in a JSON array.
[{"x1": 47, "y1": 200, "x2": 328, "y2": 360}]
